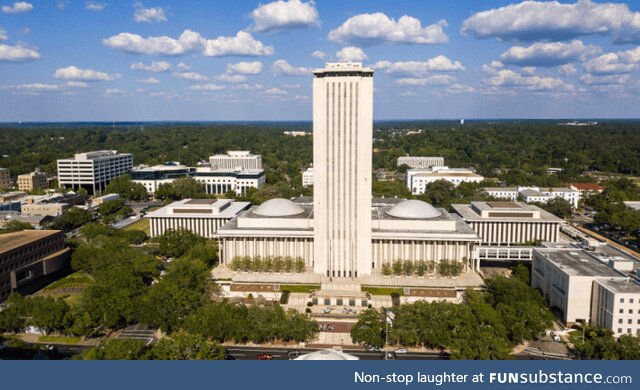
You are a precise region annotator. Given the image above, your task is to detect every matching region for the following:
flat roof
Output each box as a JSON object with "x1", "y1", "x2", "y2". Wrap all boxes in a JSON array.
[
  {"x1": 452, "y1": 201, "x2": 563, "y2": 222},
  {"x1": 596, "y1": 278, "x2": 640, "y2": 294},
  {"x1": 0, "y1": 230, "x2": 61, "y2": 254},
  {"x1": 185, "y1": 199, "x2": 218, "y2": 205},
  {"x1": 484, "y1": 187, "x2": 517, "y2": 192},
  {"x1": 486, "y1": 201, "x2": 522, "y2": 209},
  {"x1": 147, "y1": 199, "x2": 250, "y2": 219},
  {"x1": 535, "y1": 248, "x2": 624, "y2": 278}
]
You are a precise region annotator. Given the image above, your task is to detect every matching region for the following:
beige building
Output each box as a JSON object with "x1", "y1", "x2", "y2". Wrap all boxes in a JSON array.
[
  {"x1": 209, "y1": 151, "x2": 262, "y2": 170},
  {"x1": 397, "y1": 156, "x2": 445, "y2": 169},
  {"x1": 0, "y1": 230, "x2": 70, "y2": 301},
  {"x1": 17, "y1": 170, "x2": 48, "y2": 192},
  {"x1": 592, "y1": 278, "x2": 640, "y2": 337},
  {"x1": 407, "y1": 166, "x2": 484, "y2": 193},
  {"x1": 0, "y1": 168, "x2": 10, "y2": 190},
  {"x1": 313, "y1": 62, "x2": 374, "y2": 277},
  {"x1": 452, "y1": 201, "x2": 563, "y2": 245}
]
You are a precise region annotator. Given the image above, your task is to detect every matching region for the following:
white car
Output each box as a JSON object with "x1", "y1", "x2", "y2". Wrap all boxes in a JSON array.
[
  {"x1": 394, "y1": 348, "x2": 408, "y2": 354},
  {"x1": 553, "y1": 335, "x2": 562, "y2": 342}
]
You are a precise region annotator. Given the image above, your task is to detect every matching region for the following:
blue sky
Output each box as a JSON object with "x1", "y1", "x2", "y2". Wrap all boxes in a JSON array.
[{"x1": 2, "y1": 0, "x2": 640, "y2": 121}]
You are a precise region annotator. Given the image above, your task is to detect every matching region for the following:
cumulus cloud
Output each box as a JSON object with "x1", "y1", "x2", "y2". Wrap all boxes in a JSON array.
[
  {"x1": 14, "y1": 83, "x2": 58, "y2": 94},
  {"x1": 233, "y1": 83, "x2": 263, "y2": 90},
  {"x1": 0, "y1": 29, "x2": 7, "y2": 41},
  {"x1": 130, "y1": 61, "x2": 171, "y2": 72},
  {"x1": 271, "y1": 59, "x2": 311, "y2": 76},
  {"x1": 176, "y1": 62, "x2": 189, "y2": 71},
  {"x1": 583, "y1": 47, "x2": 640, "y2": 74},
  {"x1": 174, "y1": 71, "x2": 208, "y2": 81},
  {"x1": 104, "y1": 88, "x2": 126, "y2": 96},
  {"x1": 580, "y1": 73, "x2": 630, "y2": 85},
  {"x1": 134, "y1": 5, "x2": 167, "y2": 23},
  {"x1": 137, "y1": 77, "x2": 160, "y2": 84},
  {"x1": 335, "y1": 46, "x2": 367, "y2": 62},
  {"x1": 65, "y1": 81, "x2": 89, "y2": 88},
  {"x1": 189, "y1": 84, "x2": 225, "y2": 91},
  {"x1": 202, "y1": 31, "x2": 274, "y2": 57},
  {"x1": 312, "y1": 50, "x2": 325, "y2": 60},
  {"x1": 2, "y1": 2, "x2": 33, "y2": 14},
  {"x1": 54, "y1": 66, "x2": 120, "y2": 81},
  {"x1": 265, "y1": 87, "x2": 288, "y2": 95},
  {"x1": 328, "y1": 13, "x2": 448, "y2": 45},
  {"x1": 85, "y1": 1, "x2": 106, "y2": 11},
  {"x1": 226, "y1": 61, "x2": 262, "y2": 75},
  {"x1": 559, "y1": 64, "x2": 578, "y2": 76},
  {"x1": 396, "y1": 75, "x2": 456, "y2": 86},
  {"x1": 0, "y1": 43, "x2": 40, "y2": 62},
  {"x1": 485, "y1": 69, "x2": 573, "y2": 92},
  {"x1": 500, "y1": 40, "x2": 601, "y2": 67},
  {"x1": 461, "y1": 0, "x2": 640, "y2": 44},
  {"x1": 445, "y1": 83, "x2": 475, "y2": 94},
  {"x1": 215, "y1": 74, "x2": 247, "y2": 83},
  {"x1": 373, "y1": 55, "x2": 465, "y2": 76},
  {"x1": 249, "y1": 0, "x2": 319, "y2": 32}
]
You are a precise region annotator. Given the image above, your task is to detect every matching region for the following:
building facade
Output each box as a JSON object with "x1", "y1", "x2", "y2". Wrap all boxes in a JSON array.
[
  {"x1": 407, "y1": 166, "x2": 484, "y2": 193},
  {"x1": 130, "y1": 162, "x2": 195, "y2": 194},
  {"x1": 209, "y1": 151, "x2": 262, "y2": 170},
  {"x1": 0, "y1": 230, "x2": 70, "y2": 301},
  {"x1": 17, "y1": 170, "x2": 48, "y2": 192},
  {"x1": 57, "y1": 150, "x2": 133, "y2": 194},
  {"x1": 397, "y1": 156, "x2": 445, "y2": 169},
  {"x1": 452, "y1": 201, "x2": 563, "y2": 245},
  {"x1": 146, "y1": 198, "x2": 250, "y2": 238},
  {"x1": 592, "y1": 279, "x2": 640, "y2": 337},
  {"x1": 0, "y1": 168, "x2": 10, "y2": 190},
  {"x1": 313, "y1": 62, "x2": 373, "y2": 277},
  {"x1": 193, "y1": 168, "x2": 265, "y2": 196},
  {"x1": 302, "y1": 167, "x2": 314, "y2": 187}
]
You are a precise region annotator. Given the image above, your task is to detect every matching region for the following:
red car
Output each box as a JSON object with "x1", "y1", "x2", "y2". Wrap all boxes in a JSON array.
[{"x1": 257, "y1": 353, "x2": 273, "y2": 360}]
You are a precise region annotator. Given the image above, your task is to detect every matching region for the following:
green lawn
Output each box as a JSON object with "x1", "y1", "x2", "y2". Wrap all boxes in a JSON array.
[
  {"x1": 123, "y1": 218, "x2": 150, "y2": 235},
  {"x1": 280, "y1": 284, "x2": 321, "y2": 293},
  {"x1": 43, "y1": 272, "x2": 93, "y2": 291},
  {"x1": 361, "y1": 286, "x2": 404, "y2": 296}
]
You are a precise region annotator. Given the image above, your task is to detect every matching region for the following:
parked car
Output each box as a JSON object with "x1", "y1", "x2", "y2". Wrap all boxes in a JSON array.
[
  {"x1": 257, "y1": 353, "x2": 273, "y2": 360},
  {"x1": 287, "y1": 350, "x2": 300, "y2": 358},
  {"x1": 394, "y1": 348, "x2": 408, "y2": 354}
]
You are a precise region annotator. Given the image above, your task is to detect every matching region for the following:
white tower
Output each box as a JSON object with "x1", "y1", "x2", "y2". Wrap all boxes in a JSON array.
[{"x1": 312, "y1": 62, "x2": 373, "y2": 277}]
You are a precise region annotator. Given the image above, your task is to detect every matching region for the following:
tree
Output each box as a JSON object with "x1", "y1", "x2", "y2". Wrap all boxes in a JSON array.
[
  {"x1": 149, "y1": 331, "x2": 225, "y2": 360},
  {"x1": 0, "y1": 220, "x2": 33, "y2": 233},
  {"x1": 156, "y1": 178, "x2": 205, "y2": 201},
  {"x1": 104, "y1": 175, "x2": 148, "y2": 201},
  {"x1": 350, "y1": 309, "x2": 385, "y2": 348},
  {"x1": 156, "y1": 229, "x2": 205, "y2": 258},
  {"x1": 26, "y1": 296, "x2": 71, "y2": 336},
  {"x1": 540, "y1": 197, "x2": 573, "y2": 219},
  {"x1": 97, "y1": 199, "x2": 132, "y2": 222},
  {"x1": 81, "y1": 338, "x2": 148, "y2": 360},
  {"x1": 49, "y1": 207, "x2": 94, "y2": 230},
  {"x1": 0, "y1": 294, "x2": 27, "y2": 333}
]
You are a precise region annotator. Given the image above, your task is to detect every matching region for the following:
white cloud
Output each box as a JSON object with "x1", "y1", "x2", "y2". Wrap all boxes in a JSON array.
[
  {"x1": 176, "y1": 62, "x2": 189, "y2": 71},
  {"x1": 85, "y1": 2, "x2": 106, "y2": 12},
  {"x1": 580, "y1": 73, "x2": 630, "y2": 85},
  {"x1": 233, "y1": 83, "x2": 263, "y2": 90},
  {"x1": 137, "y1": 77, "x2": 160, "y2": 84},
  {"x1": 65, "y1": 81, "x2": 89, "y2": 88},
  {"x1": 461, "y1": 0, "x2": 640, "y2": 44},
  {"x1": 373, "y1": 55, "x2": 465, "y2": 76},
  {"x1": 14, "y1": 83, "x2": 58, "y2": 93},
  {"x1": 445, "y1": 83, "x2": 475, "y2": 94},
  {"x1": 202, "y1": 31, "x2": 273, "y2": 57},
  {"x1": 271, "y1": 59, "x2": 311, "y2": 76},
  {"x1": 485, "y1": 69, "x2": 573, "y2": 92},
  {"x1": 130, "y1": 61, "x2": 171, "y2": 72},
  {"x1": 328, "y1": 13, "x2": 448, "y2": 45},
  {"x1": 282, "y1": 83, "x2": 300, "y2": 89},
  {"x1": 335, "y1": 46, "x2": 367, "y2": 62},
  {"x1": 396, "y1": 75, "x2": 456, "y2": 86},
  {"x1": 226, "y1": 61, "x2": 262, "y2": 75},
  {"x1": 54, "y1": 66, "x2": 120, "y2": 81},
  {"x1": 215, "y1": 74, "x2": 247, "y2": 83},
  {"x1": 559, "y1": 64, "x2": 578, "y2": 76},
  {"x1": 103, "y1": 30, "x2": 202, "y2": 56},
  {"x1": 174, "y1": 71, "x2": 208, "y2": 81},
  {"x1": 104, "y1": 88, "x2": 126, "y2": 96},
  {"x1": 312, "y1": 50, "x2": 325, "y2": 60},
  {"x1": 134, "y1": 5, "x2": 167, "y2": 23},
  {"x1": 0, "y1": 29, "x2": 8, "y2": 41},
  {"x1": 500, "y1": 40, "x2": 600, "y2": 67},
  {"x1": 189, "y1": 84, "x2": 225, "y2": 91},
  {"x1": 2, "y1": 2, "x2": 33, "y2": 14},
  {"x1": 583, "y1": 47, "x2": 640, "y2": 74},
  {"x1": 250, "y1": 0, "x2": 319, "y2": 32},
  {"x1": 265, "y1": 87, "x2": 288, "y2": 95},
  {"x1": 0, "y1": 43, "x2": 40, "y2": 62}
]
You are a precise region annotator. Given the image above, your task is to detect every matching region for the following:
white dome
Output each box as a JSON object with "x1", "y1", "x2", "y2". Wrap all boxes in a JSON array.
[
  {"x1": 294, "y1": 349, "x2": 359, "y2": 360},
  {"x1": 253, "y1": 198, "x2": 305, "y2": 217},
  {"x1": 386, "y1": 199, "x2": 442, "y2": 219}
]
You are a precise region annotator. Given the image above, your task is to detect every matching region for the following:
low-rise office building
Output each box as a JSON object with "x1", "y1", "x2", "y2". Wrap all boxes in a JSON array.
[
  {"x1": 397, "y1": 156, "x2": 445, "y2": 169},
  {"x1": 130, "y1": 162, "x2": 195, "y2": 194},
  {"x1": 20, "y1": 192, "x2": 85, "y2": 217},
  {"x1": 91, "y1": 193, "x2": 120, "y2": 207},
  {"x1": 209, "y1": 151, "x2": 262, "y2": 170},
  {"x1": 17, "y1": 170, "x2": 48, "y2": 192},
  {"x1": 407, "y1": 166, "x2": 484, "y2": 193},
  {"x1": 193, "y1": 167, "x2": 265, "y2": 196},
  {"x1": 302, "y1": 167, "x2": 314, "y2": 187},
  {"x1": 57, "y1": 150, "x2": 133, "y2": 194},
  {"x1": 452, "y1": 201, "x2": 563, "y2": 245},
  {"x1": 146, "y1": 198, "x2": 250, "y2": 238},
  {"x1": 0, "y1": 168, "x2": 10, "y2": 190},
  {"x1": 569, "y1": 183, "x2": 604, "y2": 199},
  {"x1": 0, "y1": 191, "x2": 27, "y2": 203},
  {"x1": 0, "y1": 230, "x2": 70, "y2": 301},
  {"x1": 592, "y1": 278, "x2": 640, "y2": 337},
  {"x1": 484, "y1": 186, "x2": 579, "y2": 207}
]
